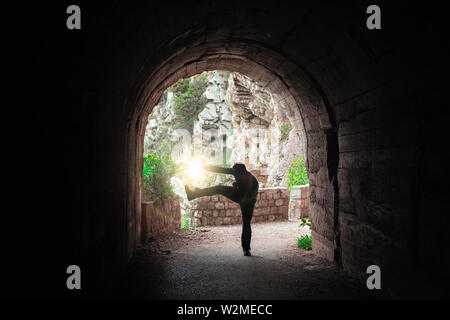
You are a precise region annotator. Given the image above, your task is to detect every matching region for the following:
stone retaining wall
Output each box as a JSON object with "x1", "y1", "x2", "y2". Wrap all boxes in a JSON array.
[
  {"x1": 288, "y1": 185, "x2": 310, "y2": 219},
  {"x1": 191, "y1": 187, "x2": 289, "y2": 226},
  {"x1": 140, "y1": 196, "x2": 181, "y2": 243}
]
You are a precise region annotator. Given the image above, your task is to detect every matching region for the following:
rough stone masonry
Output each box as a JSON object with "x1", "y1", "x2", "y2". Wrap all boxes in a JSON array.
[
  {"x1": 140, "y1": 196, "x2": 181, "y2": 243},
  {"x1": 191, "y1": 187, "x2": 289, "y2": 226}
]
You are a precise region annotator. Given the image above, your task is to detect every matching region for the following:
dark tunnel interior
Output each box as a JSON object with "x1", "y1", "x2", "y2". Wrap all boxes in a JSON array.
[{"x1": 9, "y1": 1, "x2": 448, "y2": 300}]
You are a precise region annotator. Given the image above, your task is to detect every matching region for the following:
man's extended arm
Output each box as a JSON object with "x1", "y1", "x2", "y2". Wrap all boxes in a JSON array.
[{"x1": 204, "y1": 165, "x2": 233, "y2": 175}]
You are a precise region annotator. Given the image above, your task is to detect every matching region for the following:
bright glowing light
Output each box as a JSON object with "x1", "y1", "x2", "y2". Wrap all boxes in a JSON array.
[
  {"x1": 177, "y1": 157, "x2": 205, "y2": 183},
  {"x1": 188, "y1": 161, "x2": 203, "y2": 179}
]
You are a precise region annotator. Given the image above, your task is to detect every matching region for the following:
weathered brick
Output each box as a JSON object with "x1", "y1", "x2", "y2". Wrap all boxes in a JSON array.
[{"x1": 215, "y1": 202, "x2": 225, "y2": 210}]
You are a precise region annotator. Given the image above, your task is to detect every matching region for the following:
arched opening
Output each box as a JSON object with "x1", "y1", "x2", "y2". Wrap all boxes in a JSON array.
[
  {"x1": 127, "y1": 44, "x2": 339, "y2": 267},
  {"x1": 141, "y1": 69, "x2": 310, "y2": 236}
]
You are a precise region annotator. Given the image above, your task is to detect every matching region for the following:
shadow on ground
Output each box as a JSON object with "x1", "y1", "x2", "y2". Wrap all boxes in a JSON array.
[{"x1": 113, "y1": 220, "x2": 384, "y2": 299}]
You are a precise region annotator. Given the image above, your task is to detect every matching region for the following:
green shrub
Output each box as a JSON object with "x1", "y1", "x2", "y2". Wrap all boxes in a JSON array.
[
  {"x1": 299, "y1": 218, "x2": 311, "y2": 228},
  {"x1": 280, "y1": 122, "x2": 292, "y2": 141},
  {"x1": 143, "y1": 154, "x2": 177, "y2": 204},
  {"x1": 286, "y1": 156, "x2": 309, "y2": 191},
  {"x1": 297, "y1": 235, "x2": 312, "y2": 250},
  {"x1": 172, "y1": 73, "x2": 209, "y2": 133},
  {"x1": 181, "y1": 216, "x2": 190, "y2": 229}
]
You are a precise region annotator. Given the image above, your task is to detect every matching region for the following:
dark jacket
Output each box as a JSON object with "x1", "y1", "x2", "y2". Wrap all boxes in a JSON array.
[{"x1": 206, "y1": 165, "x2": 259, "y2": 204}]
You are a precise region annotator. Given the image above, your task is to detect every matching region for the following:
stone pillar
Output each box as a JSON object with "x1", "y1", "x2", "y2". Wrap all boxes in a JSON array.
[{"x1": 288, "y1": 185, "x2": 310, "y2": 219}]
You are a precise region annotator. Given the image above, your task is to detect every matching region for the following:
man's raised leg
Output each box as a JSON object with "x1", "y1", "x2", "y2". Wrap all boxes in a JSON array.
[{"x1": 185, "y1": 185, "x2": 242, "y2": 203}]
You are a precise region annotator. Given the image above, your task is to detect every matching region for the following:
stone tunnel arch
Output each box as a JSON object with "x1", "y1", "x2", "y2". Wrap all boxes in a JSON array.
[
  {"x1": 23, "y1": 0, "x2": 448, "y2": 299},
  {"x1": 127, "y1": 42, "x2": 340, "y2": 266},
  {"x1": 42, "y1": 1, "x2": 446, "y2": 298}
]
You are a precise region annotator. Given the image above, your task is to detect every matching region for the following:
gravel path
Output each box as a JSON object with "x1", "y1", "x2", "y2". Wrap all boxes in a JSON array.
[{"x1": 115, "y1": 220, "x2": 383, "y2": 299}]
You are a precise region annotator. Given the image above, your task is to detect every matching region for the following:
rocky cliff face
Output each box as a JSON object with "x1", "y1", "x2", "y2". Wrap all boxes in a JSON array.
[
  {"x1": 144, "y1": 90, "x2": 173, "y2": 156},
  {"x1": 144, "y1": 71, "x2": 232, "y2": 163},
  {"x1": 193, "y1": 71, "x2": 233, "y2": 167},
  {"x1": 225, "y1": 73, "x2": 306, "y2": 187},
  {"x1": 144, "y1": 70, "x2": 306, "y2": 188}
]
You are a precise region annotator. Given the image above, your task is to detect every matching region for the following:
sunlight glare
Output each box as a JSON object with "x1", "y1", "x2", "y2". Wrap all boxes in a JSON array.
[{"x1": 189, "y1": 161, "x2": 203, "y2": 179}]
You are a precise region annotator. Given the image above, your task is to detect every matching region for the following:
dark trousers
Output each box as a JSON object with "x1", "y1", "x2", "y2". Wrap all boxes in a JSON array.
[{"x1": 193, "y1": 185, "x2": 255, "y2": 250}]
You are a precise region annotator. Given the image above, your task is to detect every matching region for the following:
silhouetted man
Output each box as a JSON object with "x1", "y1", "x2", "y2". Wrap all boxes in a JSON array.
[{"x1": 185, "y1": 163, "x2": 259, "y2": 256}]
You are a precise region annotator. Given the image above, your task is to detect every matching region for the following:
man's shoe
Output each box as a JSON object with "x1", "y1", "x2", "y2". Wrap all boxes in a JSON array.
[
  {"x1": 185, "y1": 185, "x2": 195, "y2": 201},
  {"x1": 243, "y1": 249, "x2": 251, "y2": 256}
]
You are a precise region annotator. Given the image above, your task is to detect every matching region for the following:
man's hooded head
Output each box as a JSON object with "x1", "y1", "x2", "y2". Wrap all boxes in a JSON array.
[{"x1": 232, "y1": 163, "x2": 248, "y2": 178}]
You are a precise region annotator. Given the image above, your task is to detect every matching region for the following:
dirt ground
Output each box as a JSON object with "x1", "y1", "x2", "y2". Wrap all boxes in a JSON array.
[{"x1": 114, "y1": 220, "x2": 384, "y2": 299}]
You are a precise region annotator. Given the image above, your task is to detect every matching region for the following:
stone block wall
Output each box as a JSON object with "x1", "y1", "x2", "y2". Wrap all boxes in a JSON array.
[
  {"x1": 191, "y1": 187, "x2": 289, "y2": 226},
  {"x1": 288, "y1": 185, "x2": 310, "y2": 219},
  {"x1": 140, "y1": 196, "x2": 181, "y2": 243}
]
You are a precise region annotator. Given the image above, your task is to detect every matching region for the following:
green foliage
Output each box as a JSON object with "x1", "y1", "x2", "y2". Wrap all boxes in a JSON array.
[
  {"x1": 172, "y1": 72, "x2": 209, "y2": 133},
  {"x1": 286, "y1": 156, "x2": 309, "y2": 192},
  {"x1": 181, "y1": 216, "x2": 190, "y2": 229},
  {"x1": 300, "y1": 218, "x2": 311, "y2": 228},
  {"x1": 279, "y1": 122, "x2": 292, "y2": 141},
  {"x1": 297, "y1": 234, "x2": 312, "y2": 250},
  {"x1": 143, "y1": 154, "x2": 177, "y2": 204}
]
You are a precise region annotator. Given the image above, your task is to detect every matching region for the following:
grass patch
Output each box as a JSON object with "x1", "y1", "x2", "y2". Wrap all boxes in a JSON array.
[{"x1": 297, "y1": 234, "x2": 312, "y2": 250}]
